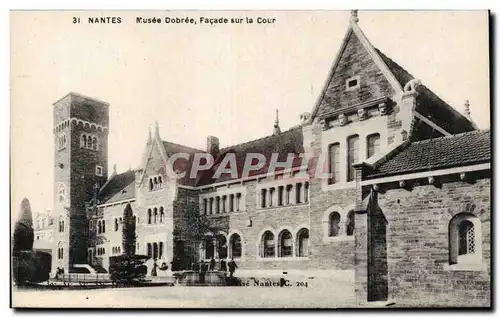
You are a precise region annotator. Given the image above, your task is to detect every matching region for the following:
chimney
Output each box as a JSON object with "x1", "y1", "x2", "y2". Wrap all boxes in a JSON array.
[{"x1": 207, "y1": 136, "x2": 220, "y2": 158}]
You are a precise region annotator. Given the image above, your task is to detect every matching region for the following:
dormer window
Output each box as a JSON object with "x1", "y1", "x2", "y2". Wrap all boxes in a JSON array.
[{"x1": 345, "y1": 76, "x2": 360, "y2": 91}]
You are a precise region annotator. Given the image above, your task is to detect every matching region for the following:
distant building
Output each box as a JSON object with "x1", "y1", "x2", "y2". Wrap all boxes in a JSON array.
[
  {"x1": 49, "y1": 11, "x2": 490, "y2": 306},
  {"x1": 33, "y1": 209, "x2": 53, "y2": 253}
]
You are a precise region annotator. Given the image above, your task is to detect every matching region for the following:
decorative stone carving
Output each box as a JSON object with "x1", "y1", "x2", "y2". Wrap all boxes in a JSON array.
[
  {"x1": 339, "y1": 114, "x2": 347, "y2": 126},
  {"x1": 378, "y1": 102, "x2": 387, "y2": 115},
  {"x1": 357, "y1": 108, "x2": 366, "y2": 121},
  {"x1": 300, "y1": 112, "x2": 311, "y2": 124},
  {"x1": 403, "y1": 78, "x2": 422, "y2": 94}
]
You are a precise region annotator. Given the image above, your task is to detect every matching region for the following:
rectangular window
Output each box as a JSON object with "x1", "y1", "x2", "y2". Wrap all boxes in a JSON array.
[
  {"x1": 296, "y1": 183, "x2": 302, "y2": 204},
  {"x1": 269, "y1": 188, "x2": 275, "y2": 207},
  {"x1": 95, "y1": 165, "x2": 103, "y2": 176},
  {"x1": 328, "y1": 143, "x2": 340, "y2": 184},
  {"x1": 261, "y1": 189, "x2": 267, "y2": 208},
  {"x1": 286, "y1": 185, "x2": 292, "y2": 205},
  {"x1": 229, "y1": 194, "x2": 234, "y2": 212},
  {"x1": 278, "y1": 186, "x2": 284, "y2": 206},
  {"x1": 222, "y1": 196, "x2": 227, "y2": 213},
  {"x1": 347, "y1": 135, "x2": 359, "y2": 182},
  {"x1": 236, "y1": 193, "x2": 241, "y2": 211},
  {"x1": 304, "y1": 182, "x2": 309, "y2": 203},
  {"x1": 203, "y1": 199, "x2": 208, "y2": 215},
  {"x1": 367, "y1": 133, "x2": 381, "y2": 158},
  {"x1": 209, "y1": 198, "x2": 214, "y2": 214},
  {"x1": 345, "y1": 75, "x2": 360, "y2": 91},
  {"x1": 215, "y1": 197, "x2": 220, "y2": 214}
]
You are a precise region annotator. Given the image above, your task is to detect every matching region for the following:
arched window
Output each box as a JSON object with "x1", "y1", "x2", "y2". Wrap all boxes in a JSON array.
[
  {"x1": 114, "y1": 218, "x2": 119, "y2": 231},
  {"x1": 58, "y1": 183, "x2": 66, "y2": 203},
  {"x1": 147, "y1": 243, "x2": 152, "y2": 259},
  {"x1": 329, "y1": 212, "x2": 341, "y2": 237},
  {"x1": 160, "y1": 207, "x2": 164, "y2": 223},
  {"x1": 148, "y1": 209, "x2": 152, "y2": 224},
  {"x1": 154, "y1": 177, "x2": 158, "y2": 190},
  {"x1": 217, "y1": 234, "x2": 227, "y2": 259},
  {"x1": 449, "y1": 213, "x2": 482, "y2": 266},
  {"x1": 153, "y1": 243, "x2": 159, "y2": 259},
  {"x1": 149, "y1": 179, "x2": 153, "y2": 191},
  {"x1": 80, "y1": 134, "x2": 86, "y2": 148},
  {"x1": 346, "y1": 210, "x2": 355, "y2": 236},
  {"x1": 102, "y1": 220, "x2": 106, "y2": 233},
  {"x1": 304, "y1": 182, "x2": 309, "y2": 203},
  {"x1": 153, "y1": 207, "x2": 158, "y2": 223},
  {"x1": 347, "y1": 135, "x2": 359, "y2": 182},
  {"x1": 87, "y1": 135, "x2": 93, "y2": 149},
  {"x1": 261, "y1": 231, "x2": 275, "y2": 258},
  {"x1": 459, "y1": 221, "x2": 474, "y2": 255},
  {"x1": 92, "y1": 137, "x2": 98, "y2": 151},
  {"x1": 159, "y1": 242, "x2": 164, "y2": 258},
  {"x1": 204, "y1": 236, "x2": 215, "y2": 259},
  {"x1": 98, "y1": 220, "x2": 102, "y2": 234},
  {"x1": 158, "y1": 176, "x2": 163, "y2": 187},
  {"x1": 367, "y1": 133, "x2": 381, "y2": 158},
  {"x1": 278, "y1": 230, "x2": 293, "y2": 257},
  {"x1": 230, "y1": 234, "x2": 242, "y2": 258},
  {"x1": 297, "y1": 228, "x2": 309, "y2": 257}
]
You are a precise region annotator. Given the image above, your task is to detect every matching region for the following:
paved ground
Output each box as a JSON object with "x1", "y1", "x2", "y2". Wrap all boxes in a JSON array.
[{"x1": 12, "y1": 283, "x2": 357, "y2": 308}]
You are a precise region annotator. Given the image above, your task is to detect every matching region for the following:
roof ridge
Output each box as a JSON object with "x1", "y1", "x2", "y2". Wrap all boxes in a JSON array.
[
  {"x1": 220, "y1": 126, "x2": 301, "y2": 151},
  {"x1": 162, "y1": 140, "x2": 206, "y2": 153},
  {"x1": 411, "y1": 129, "x2": 489, "y2": 145}
]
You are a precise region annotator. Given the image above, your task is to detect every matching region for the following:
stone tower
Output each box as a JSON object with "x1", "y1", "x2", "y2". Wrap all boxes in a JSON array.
[{"x1": 52, "y1": 92, "x2": 109, "y2": 272}]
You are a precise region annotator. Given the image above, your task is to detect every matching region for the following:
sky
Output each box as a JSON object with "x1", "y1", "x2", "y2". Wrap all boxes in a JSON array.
[{"x1": 10, "y1": 10, "x2": 490, "y2": 217}]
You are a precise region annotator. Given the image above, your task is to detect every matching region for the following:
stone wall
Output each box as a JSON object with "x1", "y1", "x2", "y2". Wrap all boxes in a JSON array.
[{"x1": 364, "y1": 177, "x2": 491, "y2": 307}]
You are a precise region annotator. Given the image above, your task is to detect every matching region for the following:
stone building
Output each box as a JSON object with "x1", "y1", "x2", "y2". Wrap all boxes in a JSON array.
[{"x1": 49, "y1": 11, "x2": 490, "y2": 306}]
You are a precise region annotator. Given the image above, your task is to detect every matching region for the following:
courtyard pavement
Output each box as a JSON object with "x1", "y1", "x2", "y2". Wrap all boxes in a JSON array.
[{"x1": 12, "y1": 282, "x2": 357, "y2": 308}]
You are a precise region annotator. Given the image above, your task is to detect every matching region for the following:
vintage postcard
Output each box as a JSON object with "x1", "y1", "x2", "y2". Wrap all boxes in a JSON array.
[{"x1": 10, "y1": 10, "x2": 491, "y2": 308}]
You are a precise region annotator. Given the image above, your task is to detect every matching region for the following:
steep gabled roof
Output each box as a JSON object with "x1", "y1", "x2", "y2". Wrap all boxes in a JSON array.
[
  {"x1": 197, "y1": 126, "x2": 305, "y2": 186},
  {"x1": 97, "y1": 170, "x2": 135, "y2": 204},
  {"x1": 162, "y1": 141, "x2": 206, "y2": 186},
  {"x1": 365, "y1": 130, "x2": 490, "y2": 179},
  {"x1": 309, "y1": 19, "x2": 403, "y2": 122},
  {"x1": 376, "y1": 49, "x2": 476, "y2": 134}
]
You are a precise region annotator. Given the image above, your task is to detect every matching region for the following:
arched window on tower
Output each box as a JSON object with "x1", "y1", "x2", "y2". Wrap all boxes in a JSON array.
[
  {"x1": 98, "y1": 220, "x2": 102, "y2": 234},
  {"x1": 148, "y1": 209, "x2": 152, "y2": 224},
  {"x1": 154, "y1": 177, "x2": 158, "y2": 190},
  {"x1": 158, "y1": 176, "x2": 163, "y2": 188},
  {"x1": 102, "y1": 220, "x2": 106, "y2": 233},
  {"x1": 80, "y1": 134, "x2": 86, "y2": 148},
  {"x1": 92, "y1": 137, "x2": 98, "y2": 151},
  {"x1": 153, "y1": 208, "x2": 158, "y2": 224},
  {"x1": 159, "y1": 207, "x2": 164, "y2": 223},
  {"x1": 58, "y1": 183, "x2": 66, "y2": 203},
  {"x1": 114, "y1": 218, "x2": 119, "y2": 231},
  {"x1": 87, "y1": 135, "x2": 93, "y2": 149},
  {"x1": 329, "y1": 212, "x2": 341, "y2": 237}
]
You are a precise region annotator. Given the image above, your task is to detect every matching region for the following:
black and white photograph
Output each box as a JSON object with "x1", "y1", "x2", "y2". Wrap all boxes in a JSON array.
[{"x1": 10, "y1": 10, "x2": 491, "y2": 308}]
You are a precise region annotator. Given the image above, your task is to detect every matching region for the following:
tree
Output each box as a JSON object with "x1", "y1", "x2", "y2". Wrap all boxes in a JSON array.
[
  {"x1": 122, "y1": 203, "x2": 136, "y2": 257},
  {"x1": 109, "y1": 203, "x2": 147, "y2": 285},
  {"x1": 12, "y1": 198, "x2": 51, "y2": 285}
]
